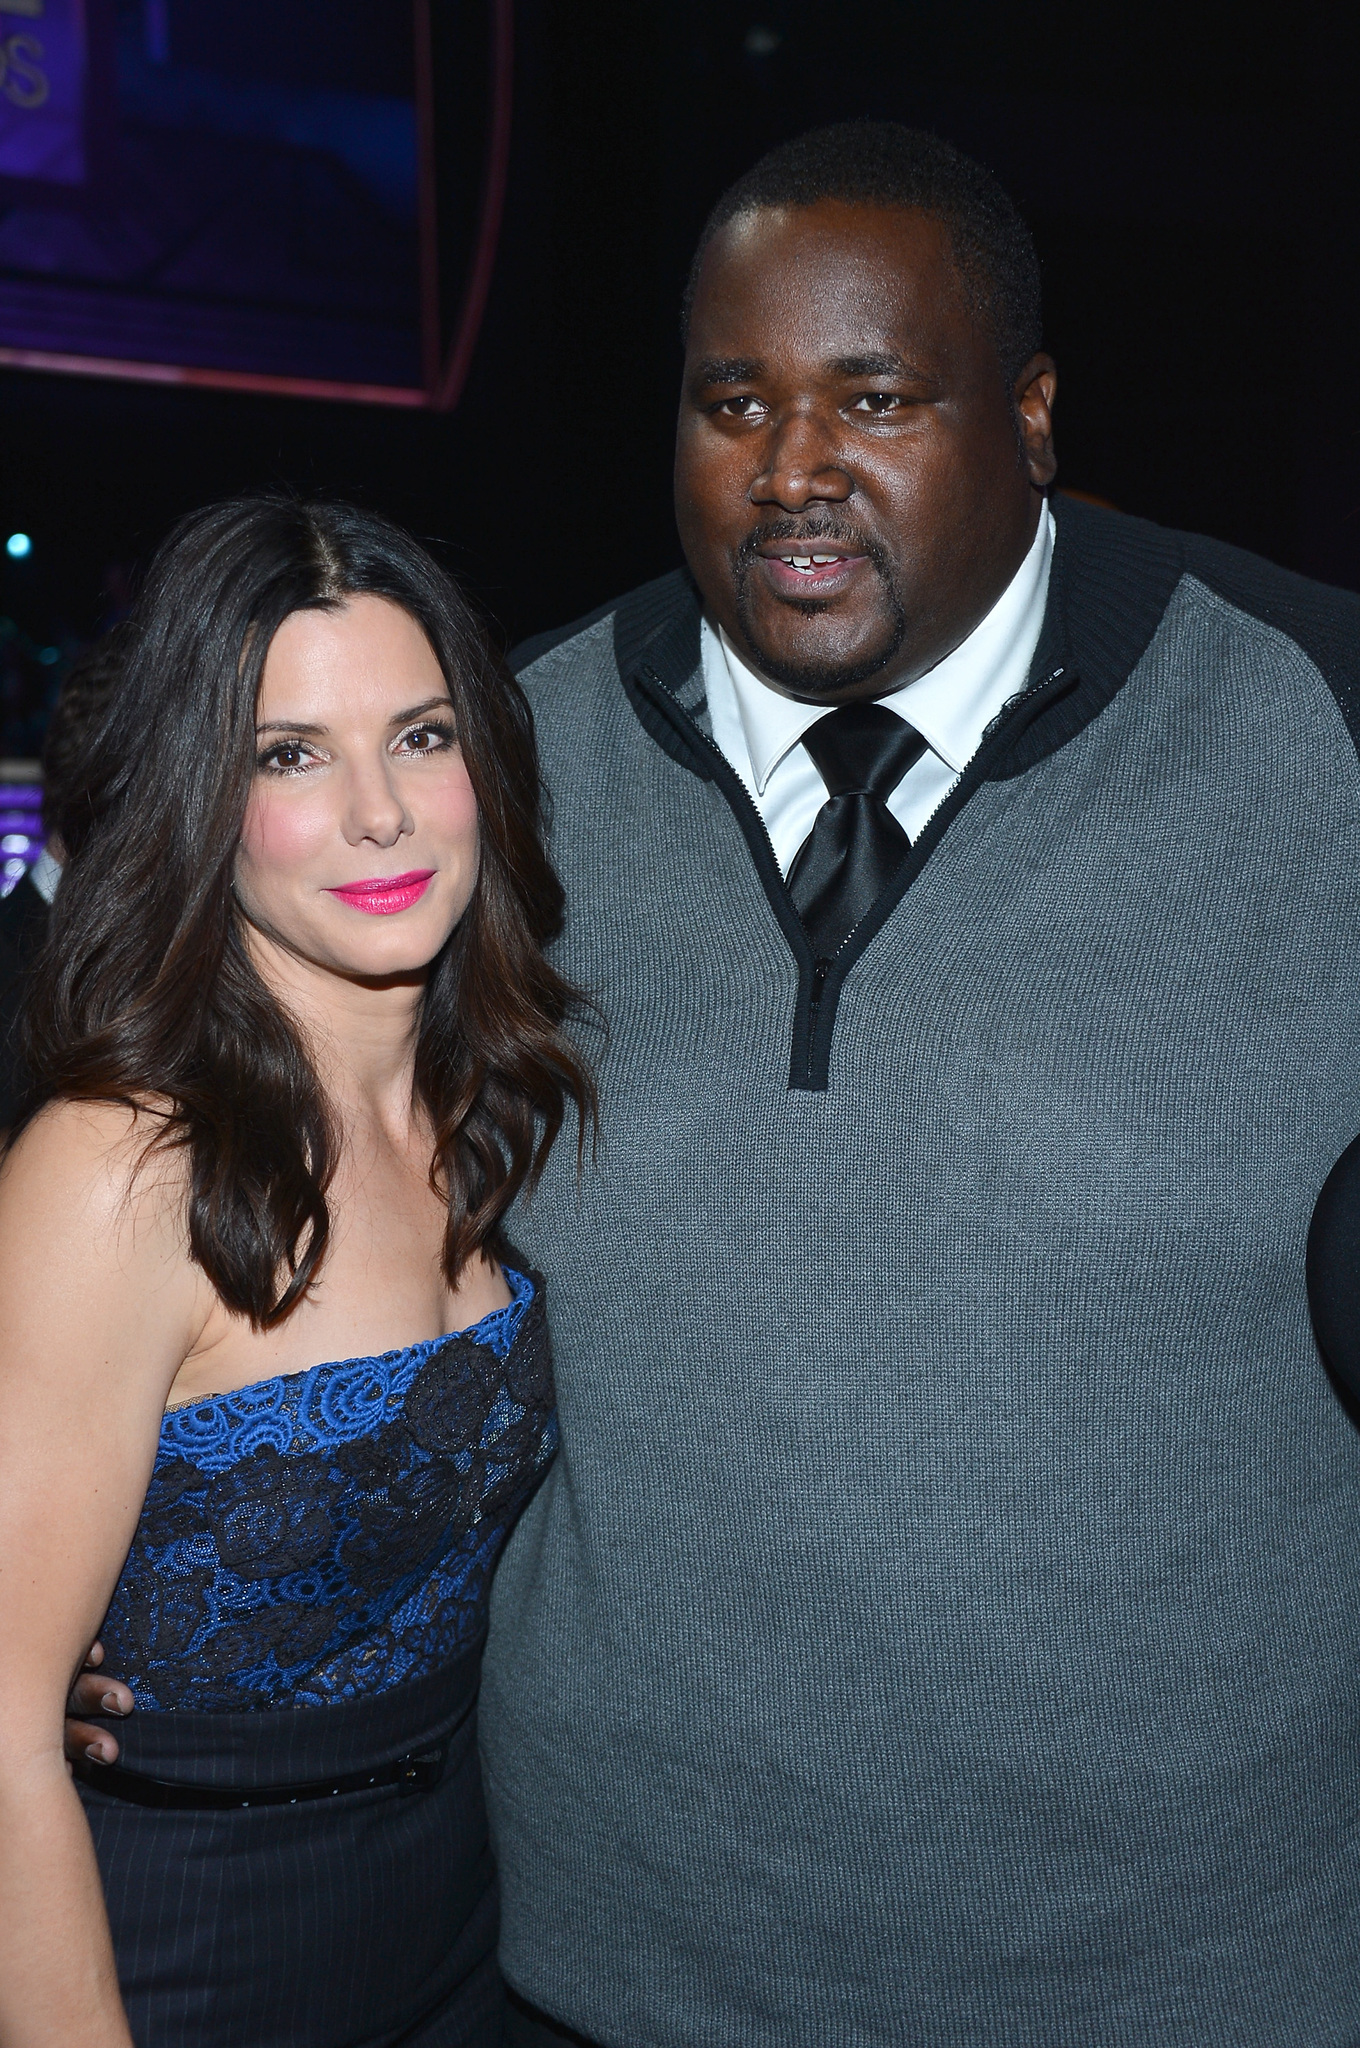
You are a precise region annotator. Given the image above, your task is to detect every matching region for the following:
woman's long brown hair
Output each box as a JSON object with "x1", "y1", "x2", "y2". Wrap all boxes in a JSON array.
[{"x1": 11, "y1": 496, "x2": 595, "y2": 1325}]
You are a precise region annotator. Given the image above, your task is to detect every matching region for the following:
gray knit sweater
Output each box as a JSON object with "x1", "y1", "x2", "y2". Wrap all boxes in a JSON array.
[{"x1": 482, "y1": 499, "x2": 1360, "y2": 2046}]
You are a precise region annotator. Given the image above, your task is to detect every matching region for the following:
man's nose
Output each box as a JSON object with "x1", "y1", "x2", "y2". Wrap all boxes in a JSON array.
[
  {"x1": 749, "y1": 409, "x2": 852, "y2": 513},
  {"x1": 343, "y1": 760, "x2": 413, "y2": 846}
]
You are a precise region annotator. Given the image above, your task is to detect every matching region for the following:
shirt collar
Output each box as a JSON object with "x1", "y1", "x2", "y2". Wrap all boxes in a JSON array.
[
  {"x1": 29, "y1": 844, "x2": 62, "y2": 905},
  {"x1": 708, "y1": 502, "x2": 1055, "y2": 793}
]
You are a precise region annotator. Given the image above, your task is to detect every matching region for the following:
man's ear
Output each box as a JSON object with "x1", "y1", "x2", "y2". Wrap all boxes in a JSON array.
[{"x1": 1014, "y1": 355, "x2": 1058, "y2": 488}]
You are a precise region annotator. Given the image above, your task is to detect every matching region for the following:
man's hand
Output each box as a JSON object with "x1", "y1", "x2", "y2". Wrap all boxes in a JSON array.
[{"x1": 64, "y1": 1642, "x2": 133, "y2": 1766}]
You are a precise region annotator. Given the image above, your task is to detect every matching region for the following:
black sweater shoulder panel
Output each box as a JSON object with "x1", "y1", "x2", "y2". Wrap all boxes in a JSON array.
[
  {"x1": 507, "y1": 595, "x2": 623, "y2": 676},
  {"x1": 1179, "y1": 529, "x2": 1360, "y2": 756},
  {"x1": 508, "y1": 566, "x2": 695, "y2": 680},
  {"x1": 992, "y1": 498, "x2": 1185, "y2": 777},
  {"x1": 997, "y1": 499, "x2": 1360, "y2": 775}
]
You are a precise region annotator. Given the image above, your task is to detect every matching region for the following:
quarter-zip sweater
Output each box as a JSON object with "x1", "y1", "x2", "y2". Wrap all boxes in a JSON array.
[{"x1": 482, "y1": 497, "x2": 1360, "y2": 2048}]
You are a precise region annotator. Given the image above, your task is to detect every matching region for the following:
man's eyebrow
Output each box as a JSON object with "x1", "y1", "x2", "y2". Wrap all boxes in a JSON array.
[
  {"x1": 828, "y1": 351, "x2": 910, "y2": 378},
  {"x1": 689, "y1": 356, "x2": 765, "y2": 388}
]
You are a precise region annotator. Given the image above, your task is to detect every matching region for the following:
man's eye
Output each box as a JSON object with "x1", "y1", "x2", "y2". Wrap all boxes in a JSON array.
[
  {"x1": 716, "y1": 395, "x2": 768, "y2": 420},
  {"x1": 849, "y1": 392, "x2": 905, "y2": 414}
]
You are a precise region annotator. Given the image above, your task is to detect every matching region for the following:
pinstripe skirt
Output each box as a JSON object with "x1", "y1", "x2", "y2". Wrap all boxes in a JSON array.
[{"x1": 77, "y1": 1649, "x2": 502, "y2": 2048}]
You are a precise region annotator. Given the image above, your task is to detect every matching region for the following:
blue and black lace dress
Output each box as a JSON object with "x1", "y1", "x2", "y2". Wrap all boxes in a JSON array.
[{"x1": 76, "y1": 1267, "x2": 552, "y2": 2048}]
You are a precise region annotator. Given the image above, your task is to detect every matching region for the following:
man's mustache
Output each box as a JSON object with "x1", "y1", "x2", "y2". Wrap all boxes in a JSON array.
[{"x1": 733, "y1": 520, "x2": 892, "y2": 576}]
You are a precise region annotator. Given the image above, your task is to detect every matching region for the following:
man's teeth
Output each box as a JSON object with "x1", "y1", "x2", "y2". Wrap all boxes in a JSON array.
[{"x1": 781, "y1": 554, "x2": 841, "y2": 571}]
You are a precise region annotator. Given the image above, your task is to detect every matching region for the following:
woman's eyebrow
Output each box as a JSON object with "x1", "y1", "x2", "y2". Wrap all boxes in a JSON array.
[
  {"x1": 254, "y1": 697, "x2": 453, "y2": 737},
  {"x1": 388, "y1": 696, "x2": 454, "y2": 726}
]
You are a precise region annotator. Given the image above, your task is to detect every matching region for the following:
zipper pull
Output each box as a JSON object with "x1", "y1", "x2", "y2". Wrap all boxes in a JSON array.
[{"x1": 790, "y1": 955, "x2": 836, "y2": 1094}]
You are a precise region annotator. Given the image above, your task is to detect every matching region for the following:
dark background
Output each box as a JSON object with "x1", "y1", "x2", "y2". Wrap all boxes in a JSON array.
[{"x1": 2, "y1": 0, "x2": 1357, "y2": 750}]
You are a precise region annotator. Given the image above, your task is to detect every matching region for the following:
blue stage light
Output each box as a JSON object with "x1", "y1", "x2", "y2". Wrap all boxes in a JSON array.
[{"x1": 5, "y1": 533, "x2": 32, "y2": 559}]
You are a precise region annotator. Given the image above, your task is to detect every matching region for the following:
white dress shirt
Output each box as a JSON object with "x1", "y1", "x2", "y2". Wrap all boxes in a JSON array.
[{"x1": 702, "y1": 503, "x2": 1055, "y2": 875}]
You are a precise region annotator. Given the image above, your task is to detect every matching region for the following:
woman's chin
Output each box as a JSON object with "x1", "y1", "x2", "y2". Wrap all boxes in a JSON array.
[
  {"x1": 323, "y1": 938, "x2": 450, "y2": 987},
  {"x1": 243, "y1": 900, "x2": 465, "y2": 989}
]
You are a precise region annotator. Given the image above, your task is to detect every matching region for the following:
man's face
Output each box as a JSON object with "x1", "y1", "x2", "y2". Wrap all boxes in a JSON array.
[{"x1": 674, "y1": 199, "x2": 1057, "y2": 703}]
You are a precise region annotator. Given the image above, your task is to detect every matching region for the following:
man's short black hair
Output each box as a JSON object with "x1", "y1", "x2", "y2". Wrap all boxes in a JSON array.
[{"x1": 684, "y1": 120, "x2": 1042, "y2": 383}]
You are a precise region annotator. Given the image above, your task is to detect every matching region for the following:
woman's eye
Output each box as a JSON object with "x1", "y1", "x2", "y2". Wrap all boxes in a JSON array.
[
  {"x1": 257, "y1": 741, "x2": 313, "y2": 775},
  {"x1": 396, "y1": 721, "x2": 454, "y2": 754}
]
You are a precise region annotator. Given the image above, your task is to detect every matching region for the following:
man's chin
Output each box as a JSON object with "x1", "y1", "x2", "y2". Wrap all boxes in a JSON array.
[
  {"x1": 736, "y1": 628, "x2": 906, "y2": 703},
  {"x1": 732, "y1": 590, "x2": 907, "y2": 703}
]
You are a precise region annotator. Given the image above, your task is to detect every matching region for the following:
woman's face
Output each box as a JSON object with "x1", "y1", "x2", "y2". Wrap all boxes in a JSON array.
[{"x1": 235, "y1": 594, "x2": 480, "y2": 983}]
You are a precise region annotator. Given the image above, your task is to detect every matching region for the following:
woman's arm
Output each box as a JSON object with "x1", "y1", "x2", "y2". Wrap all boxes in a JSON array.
[{"x1": 0, "y1": 1106, "x2": 202, "y2": 2048}]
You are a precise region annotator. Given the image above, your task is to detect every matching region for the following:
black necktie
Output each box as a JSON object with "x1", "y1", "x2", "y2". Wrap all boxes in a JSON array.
[{"x1": 787, "y1": 703, "x2": 926, "y2": 955}]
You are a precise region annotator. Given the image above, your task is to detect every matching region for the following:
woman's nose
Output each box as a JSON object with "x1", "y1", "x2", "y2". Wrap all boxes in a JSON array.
[{"x1": 342, "y1": 761, "x2": 413, "y2": 846}]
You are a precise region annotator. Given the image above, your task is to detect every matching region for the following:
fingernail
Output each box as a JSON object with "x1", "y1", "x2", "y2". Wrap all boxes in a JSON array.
[
  {"x1": 85, "y1": 1743, "x2": 110, "y2": 1765},
  {"x1": 101, "y1": 1692, "x2": 127, "y2": 1716}
]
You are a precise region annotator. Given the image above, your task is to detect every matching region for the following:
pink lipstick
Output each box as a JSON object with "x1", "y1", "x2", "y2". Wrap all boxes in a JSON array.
[{"x1": 326, "y1": 870, "x2": 435, "y2": 915}]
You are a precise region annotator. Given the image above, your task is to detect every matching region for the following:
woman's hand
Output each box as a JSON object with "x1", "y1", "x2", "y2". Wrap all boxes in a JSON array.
[{"x1": 64, "y1": 1643, "x2": 134, "y2": 1769}]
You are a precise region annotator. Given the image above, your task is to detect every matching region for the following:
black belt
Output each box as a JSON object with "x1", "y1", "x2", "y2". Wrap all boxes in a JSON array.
[{"x1": 74, "y1": 1740, "x2": 449, "y2": 1811}]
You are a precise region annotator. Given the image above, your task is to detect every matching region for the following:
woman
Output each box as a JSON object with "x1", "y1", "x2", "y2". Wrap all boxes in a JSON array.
[{"x1": 0, "y1": 497, "x2": 593, "y2": 2047}]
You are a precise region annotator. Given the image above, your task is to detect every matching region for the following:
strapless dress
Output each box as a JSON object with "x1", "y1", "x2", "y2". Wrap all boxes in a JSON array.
[{"x1": 76, "y1": 1266, "x2": 552, "y2": 2048}]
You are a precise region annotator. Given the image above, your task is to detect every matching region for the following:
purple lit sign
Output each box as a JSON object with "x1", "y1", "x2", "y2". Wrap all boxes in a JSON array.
[
  {"x1": 0, "y1": 0, "x2": 86, "y2": 186},
  {"x1": 0, "y1": 782, "x2": 44, "y2": 895}
]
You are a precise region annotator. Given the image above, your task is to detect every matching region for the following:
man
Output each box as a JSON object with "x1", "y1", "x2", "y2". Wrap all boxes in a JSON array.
[
  {"x1": 0, "y1": 630, "x2": 123, "y2": 1127},
  {"x1": 72, "y1": 123, "x2": 1360, "y2": 2043},
  {"x1": 482, "y1": 123, "x2": 1360, "y2": 2043}
]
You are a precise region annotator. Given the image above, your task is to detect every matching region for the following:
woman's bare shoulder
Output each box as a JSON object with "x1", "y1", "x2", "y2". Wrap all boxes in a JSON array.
[
  {"x1": 0, "y1": 1096, "x2": 189, "y2": 1252},
  {"x1": 0, "y1": 1098, "x2": 205, "y2": 1390}
]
